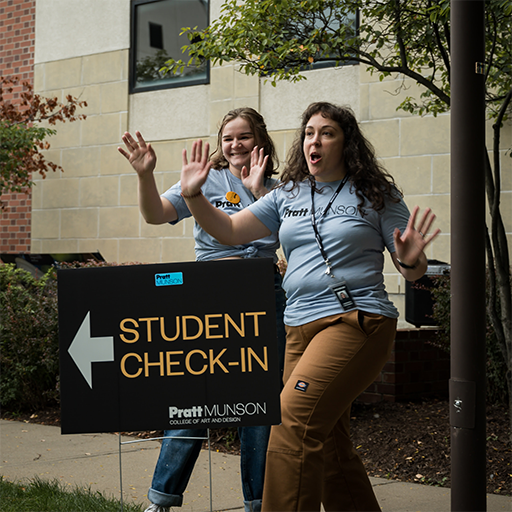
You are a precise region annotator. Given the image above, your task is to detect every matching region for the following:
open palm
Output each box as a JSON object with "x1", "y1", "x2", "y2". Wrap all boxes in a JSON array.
[
  {"x1": 241, "y1": 146, "x2": 269, "y2": 199},
  {"x1": 180, "y1": 140, "x2": 212, "y2": 196},
  {"x1": 118, "y1": 131, "x2": 156, "y2": 177},
  {"x1": 394, "y1": 206, "x2": 440, "y2": 264}
]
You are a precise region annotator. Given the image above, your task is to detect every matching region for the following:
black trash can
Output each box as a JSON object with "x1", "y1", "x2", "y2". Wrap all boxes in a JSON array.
[{"x1": 405, "y1": 259, "x2": 450, "y2": 328}]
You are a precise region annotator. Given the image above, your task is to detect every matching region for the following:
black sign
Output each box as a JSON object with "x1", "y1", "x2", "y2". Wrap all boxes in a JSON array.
[{"x1": 58, "y1": 259, "x2": 281, "y2": 434}]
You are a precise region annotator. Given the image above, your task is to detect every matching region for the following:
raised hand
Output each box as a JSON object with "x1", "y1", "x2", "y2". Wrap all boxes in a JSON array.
[
  {"x1": 180, "y1": 140, "x2": 212, "y2": 197},
  {"x1": 240, "y1": 146, "x2": 269, "y2": 199},
  {"x1": 118, "y1": 131, "x2": 156, "y2": 177},
  {"x1": 393, "y1": 206, "x2": 441, "y2": 267}
]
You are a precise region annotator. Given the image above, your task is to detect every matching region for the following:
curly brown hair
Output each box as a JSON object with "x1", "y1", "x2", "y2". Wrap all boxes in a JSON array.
[
  {"x1": 210, "y1": 107, "x2": 279, "y2": 177},
  {"x1": 281, "y1": 102, "x2": 401, "y2": 212}
]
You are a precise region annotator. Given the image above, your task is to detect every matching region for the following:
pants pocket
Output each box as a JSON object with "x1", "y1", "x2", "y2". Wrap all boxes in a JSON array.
[{"x1": 357, "y1": 310, "x2": 386, "y2": 336}]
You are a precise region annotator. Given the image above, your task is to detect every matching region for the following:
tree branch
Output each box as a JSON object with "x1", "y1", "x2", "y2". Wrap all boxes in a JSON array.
[
  {"x1": 353, "y1": 50, "x2": 451, "y2": 106},
  {"x1": 393, "y1": 0, "x2": 409, "y2": 69},
  {"x1": 431, "y1": 11, "x2": 451, "y2": 79}
]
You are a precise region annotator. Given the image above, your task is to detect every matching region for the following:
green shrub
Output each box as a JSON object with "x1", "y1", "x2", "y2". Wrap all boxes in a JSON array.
[
  {"x1": 0, "y1": 260, "x2": 146, "y2": 413},
  {"x1": 0, "y1": 264, "x2": 59, "y2": 411},
  {"x1": 429, "y1": 271, "x2": 509, "y2": 405}
]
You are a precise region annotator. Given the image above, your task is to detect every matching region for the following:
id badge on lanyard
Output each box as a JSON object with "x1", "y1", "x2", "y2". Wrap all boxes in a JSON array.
[
  {"x1": 328, "y1": 279, "x2": 356, "y2": 310},
  {"x1": 310, "y1": 177, "x2": 356, "y2": 310}
]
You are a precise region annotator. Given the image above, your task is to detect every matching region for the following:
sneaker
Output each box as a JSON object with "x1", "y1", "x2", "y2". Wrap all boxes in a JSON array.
[{"x1": 144, "y1": 503, "x2": 170, "y2": 512}]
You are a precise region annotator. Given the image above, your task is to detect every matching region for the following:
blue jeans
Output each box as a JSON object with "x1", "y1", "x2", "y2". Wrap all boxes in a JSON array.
[
  {"x1": 148, "y1": 428, "x2": 206, "y2": 507},
  {"x1": 239, "y1": 424, "x2": 271, "y2": 511},
  {"x1": 148, "y1": 272, "x2": 286, "y2": 511}
]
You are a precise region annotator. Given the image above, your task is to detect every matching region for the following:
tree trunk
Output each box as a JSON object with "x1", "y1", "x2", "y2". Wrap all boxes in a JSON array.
[{"x1": 484, "y1": 88, "x2": 512, "y2": 444}]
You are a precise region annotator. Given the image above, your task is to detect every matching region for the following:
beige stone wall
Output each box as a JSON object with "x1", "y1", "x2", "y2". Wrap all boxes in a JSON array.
[
  {"x1": 32, "y1": 50, "x2": 133, "y2": 262},
  {"x1": 34, "y1": 0, "x2": 130, "y2": 63}
]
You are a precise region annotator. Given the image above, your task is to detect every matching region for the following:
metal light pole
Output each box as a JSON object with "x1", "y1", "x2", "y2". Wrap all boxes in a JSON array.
[{"x1": 450, "y1": 1, "x2": 487, "y2": 510}]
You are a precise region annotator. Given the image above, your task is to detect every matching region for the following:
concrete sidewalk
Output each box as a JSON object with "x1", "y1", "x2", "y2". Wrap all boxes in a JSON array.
[{"x1": 1, "y1": 419, "x2": 510, "y2": 512}]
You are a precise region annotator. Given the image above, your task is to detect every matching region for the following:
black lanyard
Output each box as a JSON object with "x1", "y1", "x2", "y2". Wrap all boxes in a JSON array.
[{"x1": 310, "y1": 175, "x2": 348, "y2": 278}]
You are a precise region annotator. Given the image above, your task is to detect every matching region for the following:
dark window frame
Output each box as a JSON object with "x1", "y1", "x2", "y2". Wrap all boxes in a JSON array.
[{"x1": 129, "y1": 0, "x2": 210, "y2": 94}]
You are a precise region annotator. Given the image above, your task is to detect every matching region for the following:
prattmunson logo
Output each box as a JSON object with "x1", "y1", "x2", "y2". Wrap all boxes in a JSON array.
[
  {"x1": 283, "y1": 205, "x2": 360, "y2": 218},
  {"x1": 169, "y1": 402, "x2": 267, "y2": 420},
  {"x1": 155, "y1": 272, "x2": 183, "y2": 287}
]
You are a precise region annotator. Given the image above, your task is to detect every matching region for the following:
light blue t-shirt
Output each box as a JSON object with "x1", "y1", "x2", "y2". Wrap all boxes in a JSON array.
[
  {"x1": 247, "y1": 179, "x2": 410, "y2": 326},
  {"x1": 161, "y1": 168, "x2": 280, "y2": 262}
]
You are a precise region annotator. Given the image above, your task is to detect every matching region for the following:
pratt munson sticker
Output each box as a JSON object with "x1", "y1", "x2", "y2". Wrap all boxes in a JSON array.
[{"x1": 155, "y1": 272, "x2": 183, "y2": 287}]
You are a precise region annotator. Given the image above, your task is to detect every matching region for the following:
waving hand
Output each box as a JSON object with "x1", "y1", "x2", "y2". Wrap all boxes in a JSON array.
[
  {"x1": 180, "y1": 140, "x2": 212, "y2": 197},
  {"x1": 118, "y1": 131, "x2": 156, "y2": 177},
  {"x1": 392, "y1": 206, "x2": 441, "y2": 280},
  {"x1": 241, "y1": 146, "x2": 270, "y2": 199}
]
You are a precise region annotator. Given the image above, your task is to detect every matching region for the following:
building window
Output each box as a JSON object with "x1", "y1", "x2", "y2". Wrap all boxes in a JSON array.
[
  {"x1": 280, "y1": 8, "x2": 358, "y2": 72},
  {"x1": 130, "y1": 0, "x2": 209, "y2": 93},
  {"x1": 309, "y1": 10, "x2": 358, "y2": 70}
]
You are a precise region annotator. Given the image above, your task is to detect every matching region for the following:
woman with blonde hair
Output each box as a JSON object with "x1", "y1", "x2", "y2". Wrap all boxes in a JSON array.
[{"x1": 119, "y1": 107, "x2": 286, "y2": 512}]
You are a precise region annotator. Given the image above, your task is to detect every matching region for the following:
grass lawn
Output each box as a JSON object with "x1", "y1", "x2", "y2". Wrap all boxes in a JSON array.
[{"x1": 0, "y1": 476, "x2": 145, "y2": 512}]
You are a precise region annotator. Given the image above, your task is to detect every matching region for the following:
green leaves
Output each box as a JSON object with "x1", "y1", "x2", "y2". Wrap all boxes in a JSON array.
[
  {"x1": 160, "y1": 0, "x2": 510, "y2": 124},
  {"x1": 0, "y1": 121, "x2": 56, "y2": 194},
  {"x1": 161, "y1": 0, "x2": 358, "y2": 83},
  {"x1": 0, "y1": 265, "x2": 60, "y2": 411},
  {"x1": 0, "y1": 77, "x2": 86, "y2": 206}
]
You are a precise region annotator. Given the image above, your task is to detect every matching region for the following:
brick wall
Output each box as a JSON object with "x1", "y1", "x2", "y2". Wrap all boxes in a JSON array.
[
  {"x1": 0, "y1": 0, "x2": 35, "y2": 81},
  {"x1": 0, "y1": 192, "x2": 32, "y2": 252},
  {"x1": 0, "y1": 0, "x2": 36, "y2": 254},
  {"x1": 358, "y1": 328, "x2": 450, "y2": 403}
]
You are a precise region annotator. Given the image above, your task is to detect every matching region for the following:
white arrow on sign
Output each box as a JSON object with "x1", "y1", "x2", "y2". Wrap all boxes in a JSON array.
[{"x1": 68, "y1": 311, "x2": 114, "y2": 389}]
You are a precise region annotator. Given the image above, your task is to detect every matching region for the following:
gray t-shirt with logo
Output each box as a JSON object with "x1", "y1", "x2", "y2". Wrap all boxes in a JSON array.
[
  {"x1": 162, "y1": 168, "x2": 280, "y2": 262},
  {"x1": 247, "y1": 179, "x2": 410, "y2": 326}
]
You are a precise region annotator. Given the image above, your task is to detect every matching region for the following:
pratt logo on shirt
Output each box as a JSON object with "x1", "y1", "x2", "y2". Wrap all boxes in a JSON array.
[
  {"x1": 284, "y1": 207, "x2": 309, "y2": 218},
  {"x1": 154, "y1": 272, "x2": 183, "y2": 287},
  {"x1": 216, "y1": 199, "x2": 243, "y2": 209}
]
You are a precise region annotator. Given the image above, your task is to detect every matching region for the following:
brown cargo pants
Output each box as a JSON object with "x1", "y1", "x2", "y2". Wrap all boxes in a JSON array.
[{"x1": 262, "y1": 310, "x2": 397, "y2": 511}]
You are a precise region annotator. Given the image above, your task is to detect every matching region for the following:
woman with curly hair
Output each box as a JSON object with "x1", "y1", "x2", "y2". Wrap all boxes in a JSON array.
[
  {"x1": 119, "y1": 107, "x2": 285, "y2": 512},
  {"x1": 178, "y1": 102, "x2": 440, "y2": 511}
]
